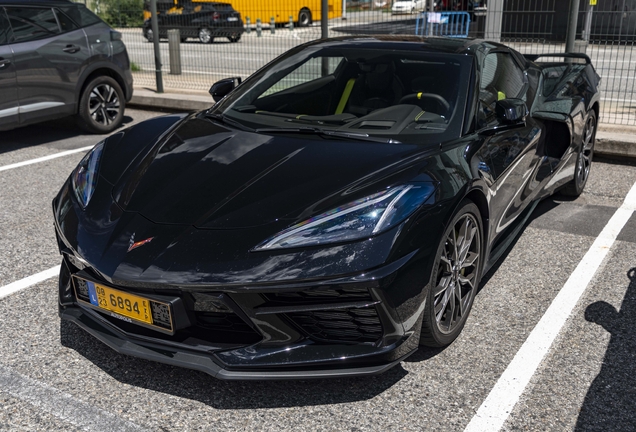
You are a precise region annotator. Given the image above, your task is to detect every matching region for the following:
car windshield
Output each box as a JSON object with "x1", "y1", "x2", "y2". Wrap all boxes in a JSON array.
[{"x1": 212, "y1": 43, "x2": 473, "y2": 145}]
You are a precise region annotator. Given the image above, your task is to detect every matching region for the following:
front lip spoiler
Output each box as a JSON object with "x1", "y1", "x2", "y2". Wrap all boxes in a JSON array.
[{"x1": 61, "y1": 306, "x2": 414, "y2": 380}]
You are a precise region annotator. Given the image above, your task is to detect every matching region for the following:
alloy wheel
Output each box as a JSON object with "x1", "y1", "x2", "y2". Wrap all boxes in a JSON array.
[
  {"x1": 433, "y1": 213, "x2": 481, "y2": 334},
  {"x1": 199, "y1": 28, "x2": 212, "y2": 43},
  {"x1": 576, "y1": 114, "x2": 596, "y2": 188},
  {"x1": 88, "y1": 84, "x2": 120, "y2": 127}
]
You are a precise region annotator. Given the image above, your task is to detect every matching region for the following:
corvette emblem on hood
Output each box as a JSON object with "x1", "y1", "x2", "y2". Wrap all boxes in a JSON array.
[{"x1": 127, "y1": 234, "x2": 155, "y2": 252}]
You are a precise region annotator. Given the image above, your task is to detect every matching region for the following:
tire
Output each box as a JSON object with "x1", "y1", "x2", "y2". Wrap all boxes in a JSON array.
[
  {"x1": 561, "y1": 110, "x2": 596, "y2": 197},
  {"x1": 199, "y1": 27, "x2": 214, "y2": 44},
  {"x1": 181, "y1": 37, "x2": 188, "y2": 43},
  {"x1": 227, "y1": 34, "x2": 241, "y2": 42},
  {"x1": 76, "y1": 76, "x2": 125, "y2": 134},
  {"x1": 420, "y1": 200, "x2": 483, "y2": 347},
  {"x1": 298, "y1": 8, "x2": 312, "y2": 27},
  {"x1": 145, "y1": 29, "x2": 154, "y2": 42}
]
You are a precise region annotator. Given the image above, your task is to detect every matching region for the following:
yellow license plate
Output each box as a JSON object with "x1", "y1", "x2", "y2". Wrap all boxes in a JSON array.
[
  {"x1": 74, "y1": 278, "x2": 155, "y2": 324},
  {"x1": 92, "y1": 283, "x2": 154, "y2": 324}
]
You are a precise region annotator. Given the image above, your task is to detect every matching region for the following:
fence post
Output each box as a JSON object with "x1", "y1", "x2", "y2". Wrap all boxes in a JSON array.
[
  {"x1": 149, "y1": 0, "x2": 163, "y2": 93},
  {"x1": 289, "y1": 15, "x2": 294, "y2": 31},
  {"x1": 321, "y1": 0, "x2": 328, "y2": 38},
  {"x1": 427, "y1": 0, "x2": 434, "y2": 35},
  {"x1": 167, "y1": 29, "x2": 181, "y2": 75},
  {"x1": 484, "y1": 0, "x2": 503, "y2": 42},
  {"x1": 565, "y1": 0, "x2": 582, "y2": 53},
  {"x1": 256, "y1": 18, "x2": 262, "y2": 37},
  {"x1": 270, "y1": 17, "x2": 275, "y2": 34},
  {"x1": 246, "y1": 17, "x2": 251, "y2": 34}
]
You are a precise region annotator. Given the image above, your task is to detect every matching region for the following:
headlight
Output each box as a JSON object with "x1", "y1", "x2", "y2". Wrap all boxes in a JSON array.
[
  {"x1": 255, "y1": 183, "x2": 436, "y2": 250},
  {"x1": 72, "y1": 141, "x2": 104, "y2": 209}
]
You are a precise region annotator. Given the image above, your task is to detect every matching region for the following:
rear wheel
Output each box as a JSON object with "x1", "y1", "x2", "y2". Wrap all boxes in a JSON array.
[
  {"x1": 561, "y1": 110, "x2": 596, "y2": 197},
  {"x1": 420, "y1": 201, "x2": 483, "y2": 347},
  {"x1": 298, "y1": 8, "x2": 312, "y2": 27},
  {"x1": 199, "y1": 28, "x2": 213, "y2": 43},
  {"x1": 227, "y1": 34, "x2": 241, "y2": 42},
  {"x1": 145, "y1": 29, "x2": 154, "y2": 42},
  {"x1": 76, "y1": 76, "x2": 125, "y2": 134}
]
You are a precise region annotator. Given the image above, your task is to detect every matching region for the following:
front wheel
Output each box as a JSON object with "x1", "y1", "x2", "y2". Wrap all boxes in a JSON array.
[
  {"x1": 198, "y1": 28, "x2": 214, "y2": 44},
  {"x1": 298, "y1": 8, "x2": 312, "y2": 27},
  {"x1": 561, "y1": 110, "x2": 596, "y2": 197},
  {"x1": 420, "y1": 201, "x2": 483, "y2": 347},
  {"x1": 76, "y1": 76, "x2": 125, "y2": 134}
]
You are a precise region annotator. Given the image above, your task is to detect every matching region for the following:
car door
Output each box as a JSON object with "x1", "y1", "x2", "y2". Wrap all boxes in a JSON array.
[
  {"x1": 5, "y1": 5, "x2": 90, "y2": 124},
  {"x1": 0, "y1": 7, "x2": 19, "y2": 130},
  {"x1": 478, "y1": 51, "x2": 542, "y2": 242}
]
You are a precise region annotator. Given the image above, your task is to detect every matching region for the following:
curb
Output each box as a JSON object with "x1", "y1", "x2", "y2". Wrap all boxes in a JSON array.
[{"x1": 128, "y1": 88, "x2": 636, "y2": 160}]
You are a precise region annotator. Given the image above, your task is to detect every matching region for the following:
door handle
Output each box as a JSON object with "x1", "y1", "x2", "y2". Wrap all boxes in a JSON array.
[
  {"x1": 0, "y1": 58, "x2": 10, "y2": 68},
  {"x1": 63, "y1": 45, "x2": 81, "y2": 53}
]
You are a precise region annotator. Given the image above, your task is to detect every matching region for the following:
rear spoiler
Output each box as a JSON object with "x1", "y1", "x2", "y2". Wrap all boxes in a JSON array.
[{"x1": 523, "y1": 53, "x2": 592, "y2": 64}]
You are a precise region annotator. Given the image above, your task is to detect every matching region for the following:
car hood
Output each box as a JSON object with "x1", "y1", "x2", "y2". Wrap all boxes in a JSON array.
[{"x1": 110, "y1": 114, "x2": 436, "y2": 229}]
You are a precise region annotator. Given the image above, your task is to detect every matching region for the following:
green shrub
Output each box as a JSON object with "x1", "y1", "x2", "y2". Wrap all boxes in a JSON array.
[{"x1": 97, "y1": 0, "x2": 144, "y2": 28}]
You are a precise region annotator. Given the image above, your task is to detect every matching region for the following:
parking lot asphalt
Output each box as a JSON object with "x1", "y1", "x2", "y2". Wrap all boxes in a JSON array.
[{"x1": 1, "y1": 108, "x2": 636, "y2": 431}]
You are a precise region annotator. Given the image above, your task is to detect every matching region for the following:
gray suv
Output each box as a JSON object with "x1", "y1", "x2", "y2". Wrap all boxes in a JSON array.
[{"x1": 0, "y1": 0, "x2": 133, "y2": 133}]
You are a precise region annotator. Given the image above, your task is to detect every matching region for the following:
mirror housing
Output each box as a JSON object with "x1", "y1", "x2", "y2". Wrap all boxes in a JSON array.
[
  {"x1": 209, "y1": 77, "x2": 242, "y2": 102},
  {"x1": 495, "y1": 98, "x2": 528, "y2": 124}
]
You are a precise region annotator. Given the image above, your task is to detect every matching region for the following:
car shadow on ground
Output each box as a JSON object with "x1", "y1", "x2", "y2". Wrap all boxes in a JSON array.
[
  {"x1": 59, "y1": 320, "x2": 408, "y2": 408},
  {"x1": 0, "y1": 115, "x2": 135, "y2": 156},
  {"x1": 574, "y1": 268, "x2": 636, "y2": 430}
]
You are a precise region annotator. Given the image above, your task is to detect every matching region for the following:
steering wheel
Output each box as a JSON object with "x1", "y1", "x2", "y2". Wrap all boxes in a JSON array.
[{"x1": 398, "y1": 93, "x2": 451, "y2": 114}]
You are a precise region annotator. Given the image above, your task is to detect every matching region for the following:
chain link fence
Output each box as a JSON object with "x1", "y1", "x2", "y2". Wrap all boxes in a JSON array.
[{"x1": 85, "y1": 0, "x2": 635, "y2": 125}]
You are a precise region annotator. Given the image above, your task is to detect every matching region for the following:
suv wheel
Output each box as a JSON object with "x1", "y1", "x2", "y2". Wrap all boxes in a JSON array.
[
  {"x1": 77, "y1": 76, "x2": 125, "y2": 134},
  {"x1": 145, "y1": 29, "x2": 154, "y2": 42},
  {"x1": 199, "y1": 28, "x2": 213, "y2": 43},
  {"x1": 227, "y1": 34, "x2": 241, "y2": 42}
]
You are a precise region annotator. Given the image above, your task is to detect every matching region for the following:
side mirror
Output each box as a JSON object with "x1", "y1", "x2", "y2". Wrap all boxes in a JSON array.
[
  {"x1": 495, "y1": 98, "x2": 528, "y2": 124},
  {"x1": 209, "y1": 77, "x2": 242, "y2": 102}
]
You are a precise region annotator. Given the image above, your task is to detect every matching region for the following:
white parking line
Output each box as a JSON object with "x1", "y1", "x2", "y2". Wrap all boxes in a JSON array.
[
  {"x1": 464, "y1": 179, "x2": 636, "y2": 432},
  {"x1": 0, "y1": 145, "x2": 93, "y2": 173},
  {"x1": 0, "y1": 266, "x2": 60, "y2": 300},
  {"x1": 0, "y1": 363, "x2": 147, "y2": 432}
]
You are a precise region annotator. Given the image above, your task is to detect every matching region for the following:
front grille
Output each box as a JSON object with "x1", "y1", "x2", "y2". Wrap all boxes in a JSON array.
[
  {"x1": 286, "y1": 307, "x2": 383, "y2": 343},
  {"x1": 195, "y1": 311, "x2": 256, "y2": 334}
]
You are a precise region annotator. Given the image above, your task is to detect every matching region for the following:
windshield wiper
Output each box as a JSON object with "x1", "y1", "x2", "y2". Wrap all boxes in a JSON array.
[
  {"x1": 255, "y1": 127, "x2": 401, "y2": 144},
  {"x1": 204, "y1": 112, "x2": 254, "y2": 132}
]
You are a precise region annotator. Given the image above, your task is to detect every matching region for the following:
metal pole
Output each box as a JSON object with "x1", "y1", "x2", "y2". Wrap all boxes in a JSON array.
[
  {"x1": 565, "y1": 0, "x2": 581, "y2": 53},
  {"x1": 583, "y1": 1, "x2": 594, "y2": 41},
  {"x1": 149, "y1": 0, "x2": 163, "y2": 93},
  {"x1": 322, "y1": 0, "x2": 329, "y2": 39},
  {"x1": 427, "y1": 0, "x2": 434, "y2": 36},
  {"x1": 342, "y1": 0, "x2": 347, "y2": 20},
  {"x1": 484, "y1": 0, "x2": 503, "y2": 42}
]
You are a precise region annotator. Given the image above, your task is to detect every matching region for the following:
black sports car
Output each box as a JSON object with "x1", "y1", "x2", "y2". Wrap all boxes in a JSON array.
[{"x1": 53, "y1": 36, "x2": 600, "y2": 380}]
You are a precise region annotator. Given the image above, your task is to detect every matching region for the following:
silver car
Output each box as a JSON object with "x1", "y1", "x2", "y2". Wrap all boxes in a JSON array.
[{"x1": 0, "y1": 0, "x2": 133, "y2": 133}]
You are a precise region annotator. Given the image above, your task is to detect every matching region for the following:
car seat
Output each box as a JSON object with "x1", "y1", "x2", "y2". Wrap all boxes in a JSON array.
[{"x1": 344, "y1": 62, "x2": 403, "y2": 116}]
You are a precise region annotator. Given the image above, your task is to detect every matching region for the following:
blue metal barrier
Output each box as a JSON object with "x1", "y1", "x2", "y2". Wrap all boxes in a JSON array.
[{"x1": 415, "y1": 12, "x2": 471, "y2": 38}]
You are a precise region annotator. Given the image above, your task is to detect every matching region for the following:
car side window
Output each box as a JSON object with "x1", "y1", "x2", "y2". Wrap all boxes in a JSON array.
[
  {"x1": 0, "y1": 9, "x2": 11, "y2": 45},
  {"x1": 5, "y1": 7, "x2": 61, "y2": 43},
  {"x1": 58, "y1": 4, "x2": 102, "y2": 28},
  {"x1": 54, "y1": 8, "x2": 79, "y2": 33},
  {"x1": 479, "y1": 52, "x2": 526, "y2": 124}
]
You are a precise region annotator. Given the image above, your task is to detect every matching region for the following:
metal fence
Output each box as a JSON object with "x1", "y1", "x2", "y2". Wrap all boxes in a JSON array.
[{"x1": 86, "y1": 0, "x2": 635, "y2": 125}]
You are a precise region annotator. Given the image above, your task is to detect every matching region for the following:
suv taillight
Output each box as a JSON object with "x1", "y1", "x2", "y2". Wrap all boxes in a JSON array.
[{"x1": 212, "y1": 12, "x2": 220, "y2": 21}]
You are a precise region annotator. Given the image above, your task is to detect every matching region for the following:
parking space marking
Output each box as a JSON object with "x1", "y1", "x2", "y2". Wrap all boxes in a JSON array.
[
  {"x1": 0, "y1": 145, "x2": 93, "y2": 173},
  {"x1": 0, "y1": 363, "x2": 146, "y2": 432},
  {"x1": 0, "y1": 266, "x2": 60, "y2": 300},
  {"x1": 464, "y1": 180, "x2": 636, "y2": 432}
]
